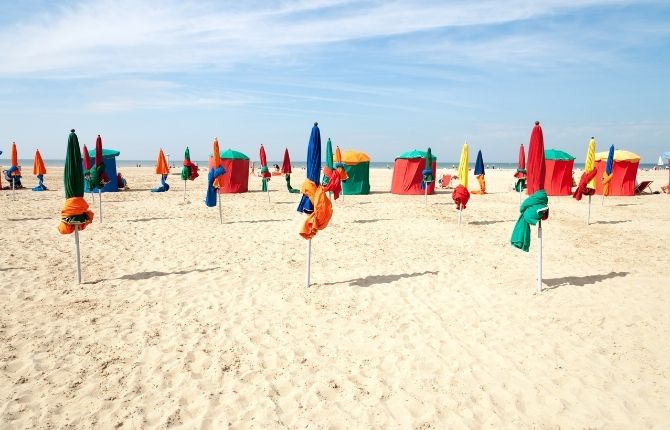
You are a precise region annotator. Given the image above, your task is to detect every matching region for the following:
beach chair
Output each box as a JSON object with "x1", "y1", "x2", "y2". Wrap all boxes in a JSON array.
[
  {"x1": 439, "y1": 174, "x2": 453, "y2": 189},
  {"x1": 635, "y1": 181, "x2": 653, "y2": 195}
]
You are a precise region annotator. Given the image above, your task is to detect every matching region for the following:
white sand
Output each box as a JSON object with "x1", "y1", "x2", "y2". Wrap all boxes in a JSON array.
[{"x1": 1, "y1": 166, "x2": 669, "y2": 428}]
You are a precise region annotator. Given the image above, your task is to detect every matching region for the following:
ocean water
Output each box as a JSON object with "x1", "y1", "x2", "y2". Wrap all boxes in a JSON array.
[{"x1": 4, "y1": 159, "x2": 663, "y2": 171}]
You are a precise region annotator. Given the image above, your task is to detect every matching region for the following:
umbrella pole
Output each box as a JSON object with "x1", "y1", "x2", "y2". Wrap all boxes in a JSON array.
[
  {"x1": 218, "y1": 192, "x2": 223, "y2": 223},
  {"x1": 458, "y1": 207, "x2": 462, "y2": 225},
  {"x1": 601, "y1": 194, "x2": 605, "y2": 206},
  {"x1": 74, "y1": 225, "x2": 82, "y2": 284},
  {"x1": 537, "y1": 220, "x2": 543, "y2": 293},
  {"x1": 424, "y1": 182, "x2": 428, "y2": 206},
  {"x1": 98, "y1": 189, "x2": 102, "y2": 223},
  {"x1": 12, "y1": 177, "x2": 16, "y2": 200},
  {"x1": 306, "y1": 239, "x2": 312, "y2": 288},
  {"x1": 183, "y1": 180, "x2": 187, "y2": 201},
  {"x1": 267, "y1": 182, "x2": 271, "y2": 203},
  {"x1": 587, "y1": 195, "x2": 592, "y2": 225}
]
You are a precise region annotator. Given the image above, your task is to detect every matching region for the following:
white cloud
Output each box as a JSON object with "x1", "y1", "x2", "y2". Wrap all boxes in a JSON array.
[{"x1": 0, "y1": 0, "x2": 660, "y2": 76}]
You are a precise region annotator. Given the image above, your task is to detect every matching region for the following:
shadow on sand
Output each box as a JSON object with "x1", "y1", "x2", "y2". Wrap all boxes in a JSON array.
[
  {"x1": 592, "y1": 220, "x2": 631, "y2": 225},
  {"x1": 321, "y1": 270, "x2": 438, "y2": 287},
  {"x1": 114, "y1": 267, "x2": 219, "y2": 281},
  {"x1": 353, "y1": 218, "x2": 392, "y2": 224},
  {"x1": 543, "y1": 271, "x2": 629, "y2": 290},
  {"x1": 222, "y1": 218, "x2": 290, "y2": 225}
]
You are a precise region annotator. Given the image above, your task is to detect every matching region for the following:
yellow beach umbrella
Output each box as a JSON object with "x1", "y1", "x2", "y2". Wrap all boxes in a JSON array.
[
  {"x1": 584, "y1": 137, "x2": 596, "y2": 189},
  {"x1": 457, "y1": 142, "x2": 469, "y2": 188}
]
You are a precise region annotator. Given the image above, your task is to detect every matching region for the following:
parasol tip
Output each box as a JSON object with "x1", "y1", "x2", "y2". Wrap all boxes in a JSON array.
[
  {"x1": 591, "y1": 136, "x2": 594, "y2": 139},
  {"x1": 535, "y1": 121, "x2": 540, "y2": 125},
  {"x1": 70, "y1": 129, "x2": 75, "y2": 133},
  {"x1": 314, "y1": 121, "x2": 318, "y2": 126}
]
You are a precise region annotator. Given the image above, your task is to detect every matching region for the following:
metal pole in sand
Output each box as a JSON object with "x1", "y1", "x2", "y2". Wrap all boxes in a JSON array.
[
  {"x1": 537, "y1": 220, "x2": 543, "y2": 293},
  {"x1": 74, "y1": 225, "x2": 82, "y2": 284},
  {"x1": 12, "y1": 177, "x2": 16, "y2": 200},
  {"x1": 424, "y1": 182, "x2": 428, "y2": 206},
  {"x1": 218, "y1": 192, "x2": 223, "y2": 224},
  {"x1": 183, "y1": 180, "x2": 187, "y2": 202},
  {"x1": 306, "y1": 239, "x2": 312, "y2": 288},
  {"x1": 458, "y1": 207, "x2": 462, "y2": 225},
  {"x1": 98, "y1": 189, "x2": 102, "y2": 222},
  {"x1": 587, "y1": 195, "x2": 592, "y2": 225}
]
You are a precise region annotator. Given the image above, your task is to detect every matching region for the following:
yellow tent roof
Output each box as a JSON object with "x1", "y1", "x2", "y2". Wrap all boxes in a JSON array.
[
  {"x1": 595, "y1": 150, "x2": 640, "y2": 162},
  {"x1": 341, "y1": 150, "x2": 371, "y2": 165}
]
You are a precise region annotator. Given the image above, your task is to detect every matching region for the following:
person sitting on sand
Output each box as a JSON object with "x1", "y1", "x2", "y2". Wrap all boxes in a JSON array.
[{"x1": 116, "y1": 172, "x2": 129, "y2": 190}]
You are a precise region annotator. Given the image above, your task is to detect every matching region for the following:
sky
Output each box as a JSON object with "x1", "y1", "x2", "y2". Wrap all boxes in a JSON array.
[{"x1": 0, "y1": 0, "x2": 669, "y2": 163}]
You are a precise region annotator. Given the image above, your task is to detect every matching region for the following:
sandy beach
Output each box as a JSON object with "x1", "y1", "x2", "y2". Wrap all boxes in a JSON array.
[{"x1": 1, "y1": 166, "x2": 669, "y2": 429}]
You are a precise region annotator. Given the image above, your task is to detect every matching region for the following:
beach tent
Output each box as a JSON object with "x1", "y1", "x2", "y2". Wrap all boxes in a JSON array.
[
  {"x1": 219, "y1": 149, "x2": 249, "y2": 193},
  {"x1": 543, "y1": 149, "x2": 575, "y2": 196},
  {"x1": 341, "y1": 150, "x2": 370, "y2": 195},
  {"x1": 391, "y1": 150, "x2": 437, "y2": 195},
  {"x1": 84, "y1": 148, "x2": 120, "y2": 192},
  {"x1": 594, "y1": 150, "x2": 640, "y2": 196}
]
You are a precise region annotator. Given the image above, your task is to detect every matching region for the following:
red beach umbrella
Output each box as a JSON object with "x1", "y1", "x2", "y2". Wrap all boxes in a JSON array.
[{"x1": 526, "y1": 122, "x2": 545, "y2": 195}]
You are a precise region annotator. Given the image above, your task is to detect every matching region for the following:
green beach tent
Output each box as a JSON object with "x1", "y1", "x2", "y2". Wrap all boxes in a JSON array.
[{"x1": 341, "y1": 150, "x2": 371, "y2": 195}]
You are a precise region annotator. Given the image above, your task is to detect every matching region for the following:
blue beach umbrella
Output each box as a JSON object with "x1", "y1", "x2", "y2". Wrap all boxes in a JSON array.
[
  {"x1": 474, "y1": 150, "x2": 485, "y2": 176},
  {"x1": 297, "y1": 122, "x2": 322, "y2": 214},
  {"x1": 602, "y1": 145, "x2": 615, "y2": 199}
]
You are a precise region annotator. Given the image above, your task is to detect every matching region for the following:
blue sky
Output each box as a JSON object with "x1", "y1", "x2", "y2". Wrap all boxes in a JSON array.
[{"x1": 0, "y1": 0, "x2": 668, "y2": 163}]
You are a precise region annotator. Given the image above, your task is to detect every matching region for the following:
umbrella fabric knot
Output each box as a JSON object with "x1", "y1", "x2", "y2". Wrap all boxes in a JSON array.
[
  {"x1": 336, "y1": 164, "x2": 348, "y2": 182},
  {"x1": 421, "y1": 169, "x2": 434, "y2": 189},
  {"x1": 58, "y1": 197, "x2": 94, "y2": 234},
  {"x1": 89, "y1": 164, "x2": 109, "y2": 189},
  {"x1": 299, "y1": 180, "x2": 333, "y2": 239},
  {"x1": 260, "y1": 165, "x2": 271, "y2": 179},
  {"x1": 8, "y1": 165, "x2": 21, "y2": 177},
  {"x1": 204, "y1": 166, "x2": 226, "y2": 207},
  {"x1": 572, "y1": 169, "x2": 598, "y2": 201},
  {"x1": 151, "y1": 174, "x2": 170, "y2": 193},
  {"x1": 514, "y1": 168, "x2": 527, "y2": 179},
  {"x1": 602, "y1": 172, "x2": 614, "y2": 196},
  {"x1": 471, "y1": 174, "x2": 486, "y2": 195},
  {"x1": 322, "y1": 167, "x2": 342, "y2": 200},
  {"x1": 181, "y1": 160, "x2": 199, "y2": 181},
  {"x1": 33, "y1": 174, "x2": 47, "y2": 191},
  {"x1": 285, "y1": 174, "x2": 300, "y2": 193},
  {"x1": 452, "y1": 184, "x2": 470, "y2": 209},
  {"x1": 510, "y1": 190, "x2": 549, "y2": 252}
]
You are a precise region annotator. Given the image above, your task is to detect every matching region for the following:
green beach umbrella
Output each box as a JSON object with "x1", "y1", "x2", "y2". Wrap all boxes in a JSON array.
[
  {"x1": 421, "y1": 147, "x2": 434, "y2": 205},
  {"x1": 59, "y1": 129, "x2": 94, "y2": 283},
  {"x1": 323, "y1": 138, "x2": 334, "y2": 185}
]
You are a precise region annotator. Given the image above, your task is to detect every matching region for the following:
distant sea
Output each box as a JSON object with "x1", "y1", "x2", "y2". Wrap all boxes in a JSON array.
[{"x1": 4, "y1": 159, "x2": 664, "y2": 171}]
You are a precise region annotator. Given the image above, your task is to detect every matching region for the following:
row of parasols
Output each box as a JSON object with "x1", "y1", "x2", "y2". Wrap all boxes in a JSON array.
[{"x1": 14, "y1": 121, "x2": 662, "y2": 290}]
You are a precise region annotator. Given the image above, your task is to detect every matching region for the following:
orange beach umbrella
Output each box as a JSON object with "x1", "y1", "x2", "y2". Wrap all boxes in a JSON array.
[
  {"x1": 155, "y1": 148, "x2": 169, "y2": 174},
  {"x1": 33, "y1": 149, "x2": 47, "y2": 175}
]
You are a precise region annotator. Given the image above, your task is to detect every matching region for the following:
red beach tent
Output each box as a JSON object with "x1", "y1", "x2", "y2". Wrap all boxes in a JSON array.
[
  {"x1": 391, "y1": 150, "x2": 437, "y2": 195},
  {"x1": 219, "y1": 149, "x2": 250, "y2": 193},
  {"x1": 543, "y1": 149, "x2": 575, "y2": 196}
]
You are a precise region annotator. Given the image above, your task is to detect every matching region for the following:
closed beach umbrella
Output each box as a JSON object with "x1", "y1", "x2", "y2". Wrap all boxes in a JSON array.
[
  {"x1": 514, "y1": 144, "x2": 527, "y2": 194},
  {"x1": 58, "y1": 129, "x2": 95, "y2": 283},
  {"x1": 526, "y1": 122, "x2": 546, "y2": 195},
  {"x1": 9, "y1": 142, "x2": 21, "y2": 198},
  {"x1": 90, "y1": 135, "x2": 109, "y2": 189},
  {"x1": 212, "y1": 138, "x2": 225, "y2": 190},
  {"x1": 334, "y1": 146, "x2": 348, "y2": 182},
  {"x1": 180, "y1": 146, "x2": 198, "y2": 201},
  {"x1": 282, "y1": 148, "x2": 299, "y2": 193},
  {"x1": 602, "y1": 145, "x2": 615, "y2": 198},
  {"x1": 205, "y1": 138, "x2": 226, "y2": 222},
  {"x1": 322, "y1": 138, "x2": 342, "y2": 200},
  {"x1": 297, "y1": 122, "x2": 322, "y2": 214},
  {"x1": 32, "y1": 149, "x2": 48, "y2": 191},
  {"x1": 573, "y1": 137, "x2": 597, "y2": 223},
  {"x1": 453, "y1": 143, "x2": 470, "y2": 223},
  {"x1": 281, "y1": 148, "x2": 292, "y2": 174},
  {"x1": 420, "y1": 147, "x2": 434, "y2": 206},
  {"x1": 151, "y1": 148, "x2": 170, "y2": 192},
  {"x1": 510, "y1": 121, "x2": 549, "y2": 292},
  {"x1": 259, "y1": 144, "x2": 271, "y2": 199},
  {"x1": 82, "y1": 144, "x2": 94, "y2": 201},
  {"x1": 472, "y1": 149, "x2": 486, "y2": 194},
  {"x1": 297, "y1": 122, "x2": 332, "y2": 287}
]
